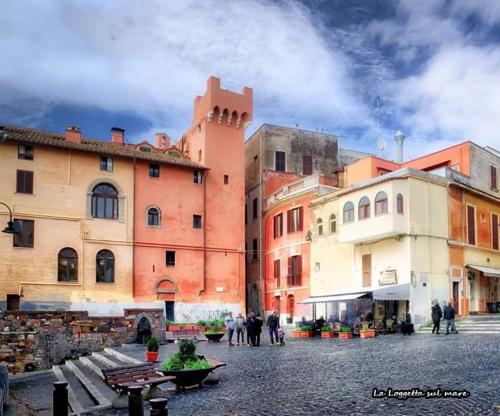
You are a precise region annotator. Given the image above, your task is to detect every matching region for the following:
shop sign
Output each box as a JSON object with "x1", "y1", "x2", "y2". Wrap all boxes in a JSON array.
[{"x1": 379, "y1": 270, "x2": 397, "y2": 285}]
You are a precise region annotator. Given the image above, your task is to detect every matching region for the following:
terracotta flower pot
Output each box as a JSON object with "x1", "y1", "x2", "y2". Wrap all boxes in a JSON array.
[
  {"x1": 168, "y1": 325, "x2": 181, "y2": 331},
  {"x1": 321, "y1": 332, "x2": 333, "y2": 338},
  {"x1": 292, "y1": 330, "x2": 301, "y2": 337},
  {"x1": 360, "y1": 330, "x2": 375, "y2": 339},
  {"x1": 146, "y1": 351, "x2": 159, "y2": 362},
  {"x1": 338, "y1": 332, "x2": 353, "y2": 339}
]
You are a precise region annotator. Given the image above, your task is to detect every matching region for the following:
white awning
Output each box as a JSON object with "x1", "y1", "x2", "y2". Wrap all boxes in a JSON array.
[
  {"x1": 372, "y1": 283, "x2": 410, "y2": 301},
  {"x1": 298, "y1": 292, "x2": 368, "y2": 304},
  {"x1": 466, "y1": 264, "x2": 500, "y2": 278}
]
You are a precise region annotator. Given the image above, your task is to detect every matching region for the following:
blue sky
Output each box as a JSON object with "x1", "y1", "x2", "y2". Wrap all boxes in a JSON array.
[{"x1": 1, "y1": 0, "x2": 500, "y2": 160}]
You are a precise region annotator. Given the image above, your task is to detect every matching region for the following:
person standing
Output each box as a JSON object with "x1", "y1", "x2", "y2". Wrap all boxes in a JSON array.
[
  {"x1": 255, "y1": 312, "x2": 264, "y2": 346},
  {"x1": 267, "y1": 311, "x2": 280, "y2": 345},
  {"x1": 225, "y1": 312, "x2": 235, "y2": 346},
  {"x1": 444, "y1": 302, "x2": 458, "y2": 335},
  {"x1": 246, "y1": 312, "x2": 257, "y2": 346},
  {"x1": 235, "y1": 313, "x2": 246, "y2": 346},
  {"x1": 431, "y1": 300, "x2": 442, "y2": 334}
]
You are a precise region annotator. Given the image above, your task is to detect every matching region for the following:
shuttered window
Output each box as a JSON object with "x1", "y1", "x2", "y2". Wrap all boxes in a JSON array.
[
  {"x1": 274, "y1": 259, "x2": 281, "y2": 288},
  {"x1": 287, "y1": 207, "x2": 303, "y2": 233},
  {"x1": 16, "y1": 170, "x2": 33, "y2": 194},
  {"x1": 362, "y1": 254, "x2": 371, "y2": 287},
  {"x1": 467, "y1": 205, "x2": 476, "y2": 245},
  {"x1": 491, "y1": 166, "x2": 498, "y2": 190},
  {"x1": 287, "y1": 255, "x2": 302, "y2": 286},
  {"x1": 492, "y1": 213, "x2": 499, "y2": 251},
  {"x1": 273, "y1": 213, "x2": 283, "y2": 238}
]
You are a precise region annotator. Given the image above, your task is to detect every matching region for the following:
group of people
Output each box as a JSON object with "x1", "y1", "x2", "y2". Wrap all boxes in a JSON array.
[
  {"x1": 224, "y1": 311, "x2": 285, "y2": 346},
  {"x1": 431, "y1": 300, "x2": 459, "y2": 335}
]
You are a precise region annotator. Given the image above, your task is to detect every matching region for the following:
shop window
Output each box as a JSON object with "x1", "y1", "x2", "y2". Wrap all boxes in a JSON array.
[
  {"x1": 16, "y1": 170, "x2": 33, "y2": 194},
  {"x1": 358, "y1": 196, "x2": 370, "y2": 220},
  {"x1": 96, "y1": 249, "x2": 115, "y2": 283},
  {"x1": 343, "y1": 201, "x2": 354, "y2": 223},
  {"x1": 13, "y1": 219, "x2": 34, "y2": 248},
  {"x1": 287, "y1": 207, "x2": 303, "y2": 233},
  {"x1": 18, "y1": 144, "x2": 34, "y2": 160},
  {"x1": 58, "y1": 248, "x2": 78, "y2": 282},
  {"x1": 374, "y1": 191, "x2": 388, "y2": 215}
]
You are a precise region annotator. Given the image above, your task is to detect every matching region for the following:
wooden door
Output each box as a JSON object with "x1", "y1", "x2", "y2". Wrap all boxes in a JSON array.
[{"x1": 362, "y1": 255, "x2": 372, "y2": 287}]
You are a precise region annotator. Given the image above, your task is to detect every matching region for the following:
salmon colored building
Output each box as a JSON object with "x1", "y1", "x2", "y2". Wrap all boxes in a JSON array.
[{"x1": 133, "y1": 76, "x2": 252, "y2": 322}]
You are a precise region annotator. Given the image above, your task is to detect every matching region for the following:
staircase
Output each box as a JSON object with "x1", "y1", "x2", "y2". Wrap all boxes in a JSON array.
[
  {"x1": 51, "y1": 348, "x2": 143, "y2": 415},
  {"x1": 417, "y1": 314, "x2": 500, "y2": 334}
]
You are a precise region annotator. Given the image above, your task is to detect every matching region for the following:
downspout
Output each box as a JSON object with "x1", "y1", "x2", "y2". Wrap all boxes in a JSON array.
[
  {"x1": 132, "y1": 157, "x2": 136, "y2": 300},
  {"x1": 199, "y1": 170, "x2": 208, "y2": 296},
  {"x1": 259, "y1": 134, "x2": 264, "y2": 314}
]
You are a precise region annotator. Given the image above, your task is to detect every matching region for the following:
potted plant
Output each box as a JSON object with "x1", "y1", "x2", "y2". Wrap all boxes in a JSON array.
[
  {"x1": 299, "y1": 325, "x2": 313, "y2": 337},
  {"x1": 196, "y1": 320, "x2": 207, "y2": 331},
  {"x1": 359, "y1": 323, "x2": 376, "y2": 339},
  {"x1": 166, "y1": 320, "x2": 180, "y2": 331},
  {"x1": 320, "y1": 324, "x2": 334, "y2": 338},
  {"x1": 146, "y1": 336, "x2": 160, "y2": 362},
  {"x1": 338, "y1": 325, "x2": 353, "y2": 339},
  {"x1": 203, "y1": 326, "x2": 225, "y2": 342}
]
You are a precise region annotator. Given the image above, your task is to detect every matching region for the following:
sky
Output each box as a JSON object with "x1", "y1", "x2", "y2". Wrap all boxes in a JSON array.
[{"x1": 1, "y1": 0, "x2": 500, "y2": 160}]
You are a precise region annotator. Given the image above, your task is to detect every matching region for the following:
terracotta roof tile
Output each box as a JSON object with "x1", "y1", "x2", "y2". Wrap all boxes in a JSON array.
[{"x1": 1, "y1": 124, "x2": 207, "y2": 170}]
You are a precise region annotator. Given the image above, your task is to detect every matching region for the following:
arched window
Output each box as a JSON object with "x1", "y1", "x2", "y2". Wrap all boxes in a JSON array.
[
  {"x1": 329, "y1": 214, "x2": 336, "y2": 233},
  {"x1": 358, "y1": 197, "x2": 371, "y2": 220},
  {"x1": 397, "y1": 193, "x2": 404, "y2": 214},
  {"x1": 343, "y1": 201, "x2": 354, "y2": 223},
  {"x1": 147, "y1": 207, "x2": 160, "y2": 226},
  {"x1": 58, "y1": 248, "x2": 78, "y2": 282},
  {"x1": 375, "y1": 191, "x2": 388, "y2": 215},
  {"x1": 91, "y1": 183, "x2": 118, "y2": 219},
  {"x1": 317, "y1": 218, "x2": 323, "y2": 236},
  {"x1": 96, "y1": 249, "x2": 115, "y2": 283}
]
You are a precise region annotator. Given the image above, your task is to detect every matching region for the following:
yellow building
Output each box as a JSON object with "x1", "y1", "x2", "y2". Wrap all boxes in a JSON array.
[{"x1": 0, "y1": 125, "x2": 137, "y2": 314}]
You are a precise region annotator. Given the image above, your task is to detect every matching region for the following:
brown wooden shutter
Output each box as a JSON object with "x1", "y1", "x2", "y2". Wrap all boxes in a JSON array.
[
  {"x1": 491, "y1": 166, "x2": 497, "y2": 190},
  {"x1": 287, "y1": 210, "x2": 292, "y2": 233},
  {"x1": 287, "y1": 257, "x2": 292, "y2": 286},
  {"x1": 16, "y1": 170, "x2": 34, "y2": 194},
  {"x1": 279, "y1": 214, "x2": 283, "y2": 236},
  {"x1": 298, "y1": 255, "x2": 302, "y2": 286},
  {"x1": 298, "y1": 207, "x2": 303, "y2": 231},
  {"x1": 362, "y1": 254, "x2": 371, "y2": 287},
  {"x1": 492, "y1": 214, "x2": 499, "y2": 251},
  {"x1": 467, "y1": 205, "x2": 476, "y2": 245},
  {"x1": 273, "y1": 216, "x2": 277, "y2": 239}
]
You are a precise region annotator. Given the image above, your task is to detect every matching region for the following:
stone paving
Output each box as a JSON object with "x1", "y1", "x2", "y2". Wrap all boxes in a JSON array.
[{"x1": 8, "y1": 332, "x2": 500, "y2": 415}]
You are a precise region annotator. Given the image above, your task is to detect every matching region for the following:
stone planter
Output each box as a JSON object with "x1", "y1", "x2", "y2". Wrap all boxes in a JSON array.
[
  {"x1": 360, "y1": 330, "x2": 375, "y2": 339},
  {"x1": 320, "y1": 332, "x2": 334, "y2": 338},
  {"x1": 300, "y1": 331, "x2": 313, "y2": 338},
  {"x1": 204, "y1": 332, "x2": 225, "y2": 342},
  {"x1": 158, "y1": 358, "x2": 226, "y2": 391},
  {"x1": 338, "y1": 332, "x2": 353, "y2": 340}
]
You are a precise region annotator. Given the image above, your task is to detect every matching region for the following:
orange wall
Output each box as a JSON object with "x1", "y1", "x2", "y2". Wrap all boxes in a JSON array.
[
  {"x1": 345, "y1": 157, "x2": 400, "y2": 186},
  {"x1": 403, "y1": 142, "x2": 471, "y2": 175}
]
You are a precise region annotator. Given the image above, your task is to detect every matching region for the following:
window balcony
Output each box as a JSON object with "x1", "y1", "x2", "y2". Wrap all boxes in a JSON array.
[{"x1": 338, "y1": 213, "x2": 408, "y2": 244}]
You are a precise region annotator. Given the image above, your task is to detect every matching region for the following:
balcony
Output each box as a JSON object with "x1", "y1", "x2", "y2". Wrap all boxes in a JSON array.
[{"x1": 338, "y1": 213, "x2": 408, "y2": 244}]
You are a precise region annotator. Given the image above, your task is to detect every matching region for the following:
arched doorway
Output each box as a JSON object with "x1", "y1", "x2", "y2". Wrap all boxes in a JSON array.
[
  {"x1": 157, "y1": 278, "x2": 176, "y2": 322},
  {"x1": 287, "y1": 294, "x2": 295, "y2": 324}
]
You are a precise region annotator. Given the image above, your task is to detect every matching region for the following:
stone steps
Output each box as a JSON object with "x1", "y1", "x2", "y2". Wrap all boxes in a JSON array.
[{"x1": 417, "y1": 315, "x2": 500, "y2": 334}]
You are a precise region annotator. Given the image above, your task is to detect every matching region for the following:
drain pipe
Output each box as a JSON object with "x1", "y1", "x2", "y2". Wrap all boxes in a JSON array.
[{"x1": 199, "y1": 170, "x2": 208, "y2": 296}]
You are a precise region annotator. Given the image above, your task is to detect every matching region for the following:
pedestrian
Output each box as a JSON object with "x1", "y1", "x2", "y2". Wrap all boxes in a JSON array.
[
  {"x1": 267, "y1": 310, "x2": 280, "y2": 345},
  {"x1": 246, "y1": 312, "x2": 257, "y2": 346},
  {"x1": 278, "y1": 327, "x2": 285, "y2": 346},
  {"x1": 443, "y1": 302, "x2": 458, "y2": 335},
  {"x1": 255, "y1": 312, "x2": 264, "y2": 346},
  {"x1": 235, "y1": 313, "x2": 246, "y2": 345},
  {"x1": 431, "y1": 300, "x2": 442, "y2": 334},
  {"x1": 225, "y1": 312, "x2": 235, "y2": 346}
]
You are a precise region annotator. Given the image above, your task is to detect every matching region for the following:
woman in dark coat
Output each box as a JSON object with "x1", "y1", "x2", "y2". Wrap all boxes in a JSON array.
[
  {"x1": 431, "y1": 300, "x2": 442, "y2": 334},
  {"x1": 246, "y1": 312, "x2": 257, "y2": 346}
]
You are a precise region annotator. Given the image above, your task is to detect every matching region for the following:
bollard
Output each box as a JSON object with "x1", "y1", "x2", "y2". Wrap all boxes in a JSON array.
[
  {"x1": 128, "y1": 385, "x2": 144, "y2": 416},
  {"x1": 150, "y1": 397, "x2": 169, "y2": 416},
  {"x1": 53, "y1": 381, "x2": 68, "y2": 416}
]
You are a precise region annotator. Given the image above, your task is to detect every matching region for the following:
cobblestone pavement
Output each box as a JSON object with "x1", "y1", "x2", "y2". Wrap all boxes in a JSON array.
[{"x1": 8, "y1": 333, "x2": 500, "y2": 415}]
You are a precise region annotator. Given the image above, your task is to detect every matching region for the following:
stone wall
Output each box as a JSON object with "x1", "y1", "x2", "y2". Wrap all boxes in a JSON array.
[{"x1": 0, "y1": 308, "x2": 164, "y2": 374}]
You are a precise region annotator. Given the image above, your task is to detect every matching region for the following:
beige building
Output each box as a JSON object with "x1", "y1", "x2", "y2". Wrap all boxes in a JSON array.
[{"x1": 308, "y1": 168, "x2": 450, "y2": 326}]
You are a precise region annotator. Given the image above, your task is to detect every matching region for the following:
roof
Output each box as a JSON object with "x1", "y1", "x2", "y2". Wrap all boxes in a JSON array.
[{"x1": 1, "y1": 124, "x2": 207, "y2": 170}]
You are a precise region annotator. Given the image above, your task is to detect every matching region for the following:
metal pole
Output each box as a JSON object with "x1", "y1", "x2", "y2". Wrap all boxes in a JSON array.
[
  {"x1": 128, "y1": 386, "x2": 144, "y2": 416},
  {"x1": 150, "y1": 397, "x2": 169, "y2": 416},
  {"x1": 53, "y1": 381, "x2": 68, "y2": 416}
]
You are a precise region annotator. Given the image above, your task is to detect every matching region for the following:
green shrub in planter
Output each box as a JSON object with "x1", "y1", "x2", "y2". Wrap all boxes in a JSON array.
[
  {"x1": 340, "y1": 325, "x2": 352, "y2": 333},
  {"x1": 299, "y1": 325, "x2": 313, "y2": 332},
  {"x1": 147, "y1": 336, "x2": 159, "y2": 352},
  {"x1": 160, "y1": 340, "x2": 211, "y2": 371},
  {"x1": 320, "y1": 324, "x2": 332, "y2": 332}
]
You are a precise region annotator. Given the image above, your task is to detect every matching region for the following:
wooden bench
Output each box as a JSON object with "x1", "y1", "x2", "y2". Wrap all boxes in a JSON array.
[
  {"x1": 102, "y1": 363, "x2": 175, "y2": 408},
  {"x1": 166, "y1": 329, "x2": 200, "y2": 342}
]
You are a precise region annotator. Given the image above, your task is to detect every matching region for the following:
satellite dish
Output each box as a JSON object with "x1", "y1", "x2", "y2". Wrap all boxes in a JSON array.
[{"x1": 377, "y1": 137, "x2": 387, "y2": 152}]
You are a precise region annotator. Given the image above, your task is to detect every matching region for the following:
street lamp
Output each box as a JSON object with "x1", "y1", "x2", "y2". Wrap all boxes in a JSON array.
[{"x1": 0, "y1": 202, "x2": 17, "y2": 234}]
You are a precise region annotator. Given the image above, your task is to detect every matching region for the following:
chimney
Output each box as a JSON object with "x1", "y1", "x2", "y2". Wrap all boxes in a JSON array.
[
  {"x1": 111, "y1": 127, "x2": 125, "y2": 144},
  {"x1": 65, "y1": 126, "x2": 82, "y2": 144},
  {"x1": 395, "y1": 130, "x2": 405, "y2": 163},
  {"x1": 155, "y1": 133, "x2": 170, "y2": 150}
]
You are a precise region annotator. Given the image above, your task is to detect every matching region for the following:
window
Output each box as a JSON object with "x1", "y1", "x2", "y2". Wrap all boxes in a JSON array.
[
  {"x1": 16, "y1": 170, "x2": 33, "y2": 194},
  {"x1": 252, "y1": 238, "x2": 258, "y2": 260},
  {"x1": 140, "y1": 146, "x2": 151, "y2": 153},
  {"x1": 91, "y1": 183, "x2": 118, "y2": 219},
  {"x1": 491, "y1": 166, "x2": 498, "y2": 190},
  {"x1": 100, "y1": 156, "x2": 113, "y2": 172},
  {"x1": 96, "y1": 250, "x2": 114, "y2": 283},
  {"x1": 274, "y1": 259, "x2": 281, "y2": 287},
  {"x1": 193, "y1": 170, "x2": 202, "y2": 184},
  {"x1": 329, "y1": 214, "x2": 336, "y2": 233},
  {"x1": 166, "y1": 250, "x2": 176, "y2": 266},
  {"x1": 374, "y1": 191, "x2": 388, "y2": 215},
  {"x1": 13, "y1": 219, "x2": 34, "y2": 248},
  {"x1": 287, "y1": 207, "x2": 303, "y2": 233},
  {"x1": 18, "y1": 144, "x2": 34, "y2": 160},
  {"x1": 317, "y1": 218, "x2": 323, "y2": 236},
  {"x1": 467, "y1": 205, "x2": 476, "y2": 245},
  {"x1": 358, "y1": 197, "x2": 370, "y2": 220},
  {"x1": 275, "y1": 151, "x2": 285, "y2": 172},
  {"x1": 193, "y1": 215, "x2": 202, "y2": 229},
  {"x1": 343, "y1": 201, "x2": 354, "y2": 223},
  {"x1": 492, "y1": 213, "x2": 499, "y2": 251},
  {"x1": 58, "y1": 248, "x2": 78, "y2": 282},
  {"x1": 147, "y1": 207, "x2": 160, "y2": 226},
  {"x1": 397, "y1": 194, "x2": 404, "y2": 214},
  {"x1": 303, "y1": 155, "x2": 312, "y2": 175},
  {"x1": 149, "y1": 164, "x2": 160, "y2": 178},
  {"x1": 287, "y1": 255, "x2": 302, "y2": 286},
  {"x1": 362, "y1": 254, "x2": 371, "y2": 287},
  {"x1": 273, "y1": 213, "x2": 283, "y2": 238},
  {"x1": 224, "y1": 175, "x2": 229, "y2": 184},
  {"x1": 253, "y1": 198, "x2": 258, "y2": 219}
]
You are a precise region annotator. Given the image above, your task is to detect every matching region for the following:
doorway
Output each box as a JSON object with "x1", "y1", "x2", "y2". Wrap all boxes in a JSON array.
[
  {"x1": 274, "y1": 296, "x2": 280, "y2": 315},
  {"x1": 6, "y1": 294, "x2": 20, "y2": 311},
  {"x1": 165, "y1": 301, "x2": 175, "y2": 322},
  {"x1": 452, "y1": 281, "x2": 460, "y2": 314},
  {"x1": 287, "y1": 295, "x2": 295, "y2": 324}
]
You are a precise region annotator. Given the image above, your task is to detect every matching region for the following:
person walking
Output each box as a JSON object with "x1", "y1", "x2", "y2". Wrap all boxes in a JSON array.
[
  {"x1": 225, "y1": 312, "x2": 235, "y2": 346},
  {"x1": 246, "y1": 312, "x2": 257, "y2": 346},
  {"x1": 431, "y1": 300, "x2": 442, "y2": 334},
  {"x1": 443, "y1": 302, "x2": 458, "y2": 335},
  {"x1": 235, "y1": 313, "x2": 246, "y2": 346},
  {"x1": 255, "y1": 312, "x2": 264, "y2": 346},
  {"x1": 267, "y1": 310, "x2": 280, "y2": 345}
]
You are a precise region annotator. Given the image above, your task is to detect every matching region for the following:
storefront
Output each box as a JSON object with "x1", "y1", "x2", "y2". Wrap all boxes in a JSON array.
[{"x1": 466, "y1": 265, "x2": 500, "y2": 313}]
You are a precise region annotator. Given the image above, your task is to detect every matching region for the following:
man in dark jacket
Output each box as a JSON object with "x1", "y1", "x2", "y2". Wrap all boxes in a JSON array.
[
  {"x1": 431, "y1": 300, "x2": 442, "y2": 334},
  {"x1": 443, "y1": 302, "x2": 458, "y2": 335},
  {"x1": 246, "y1": 312, "x2": 257, "y2": 346},
  {"x1": 255, "y1": 313, "x2": 264, "y2": 346},
  {"x1": 267, "y1": 311, "x2": 280, "y2": 345}
]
